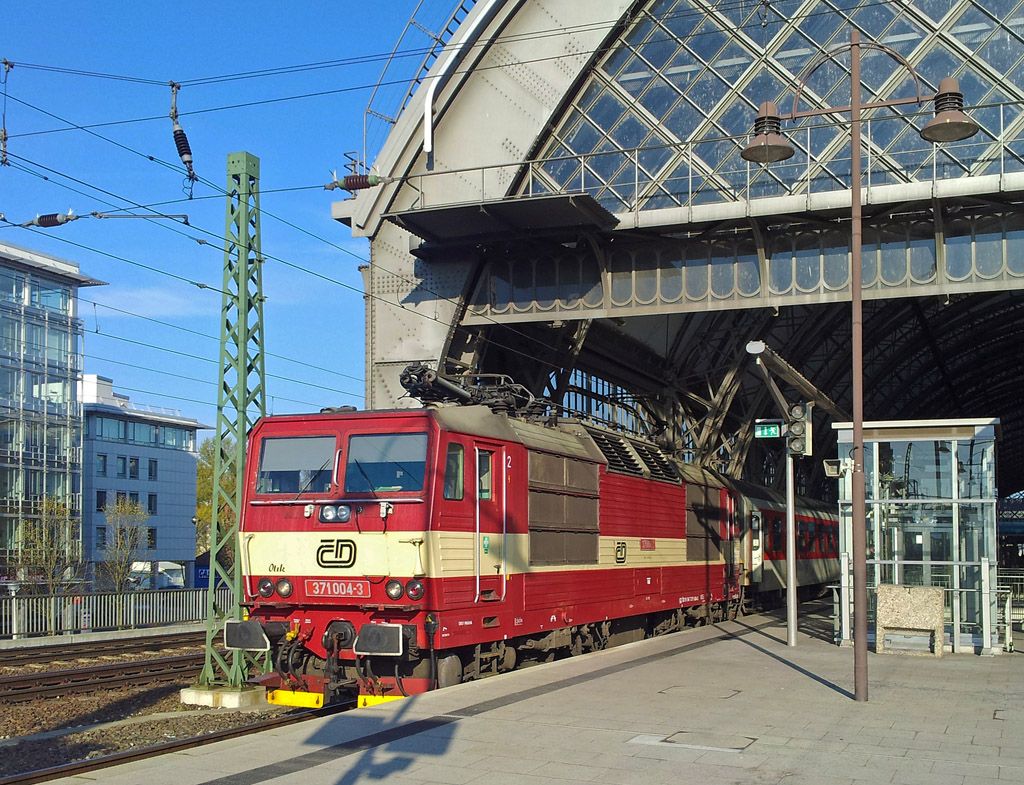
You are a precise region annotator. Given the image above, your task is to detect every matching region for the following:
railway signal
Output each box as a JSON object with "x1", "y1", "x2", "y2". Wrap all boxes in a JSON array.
[{"x1": 786, "y1": 402, "x2": 813, "y2": 457}]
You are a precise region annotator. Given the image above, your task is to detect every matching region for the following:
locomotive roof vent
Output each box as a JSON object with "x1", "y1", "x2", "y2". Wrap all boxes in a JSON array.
[
  {"x1": 586, "y1": 428, "x2": 645, "y2": 478},
  {"x1": 630, "y1": 441, "x2": 681, "y2": 484},
  {"x1": 320, "y1": 405, "x2": 358, "y2": 414}
]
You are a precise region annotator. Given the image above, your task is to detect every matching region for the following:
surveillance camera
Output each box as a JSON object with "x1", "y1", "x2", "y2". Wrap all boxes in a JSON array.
[{"x1": 823, "y1": 459, "x2": 843, "y2": 478}]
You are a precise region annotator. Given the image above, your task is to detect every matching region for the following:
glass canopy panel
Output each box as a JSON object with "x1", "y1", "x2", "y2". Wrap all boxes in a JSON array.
[
  {"x1": 797, "y1": 1, "x2": 844, "y2": 48},
  {"x1": 517, "y1": 0, "x2": 1024, "y2": 216},
  {"x1": 686, "y1": 19, "x2": 728, "y2": 63},
  {"x1": 657, "y1": 0, "x2": 701, "y2": 42},
  {"x1": 916, "y1": 0, "x2": 958, "y2": 24},
  {"x1": 851, "y1": 2, "x2": 901, "y2": 49}
]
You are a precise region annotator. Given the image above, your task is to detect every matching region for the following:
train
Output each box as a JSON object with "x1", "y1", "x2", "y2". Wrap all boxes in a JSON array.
[{"x1": 226, "y1": 366, "x2": 839, "y2": 708}]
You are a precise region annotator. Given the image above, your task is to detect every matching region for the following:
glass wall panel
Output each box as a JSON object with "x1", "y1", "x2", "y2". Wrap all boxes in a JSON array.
[
  {"x1": 875, "y1": 440, "x2": 953, "y2": 500},
  {"x1": 957, "y1": 438, "x2": 996, "y2": 498}
]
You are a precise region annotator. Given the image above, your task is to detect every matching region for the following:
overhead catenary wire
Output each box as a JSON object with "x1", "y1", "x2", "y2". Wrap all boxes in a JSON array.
[
  {"x1": 4, "y1": 148, "x2": 581, "y2": 379},
  {"x1": 3, "y1": 0, "x2": 896, "y2": 142},
  {"x1": 77, "y1": 295, "x2": 364, "y2": 384},
  {"x1": 0, "y1": 0, "x2": 921, "y2": 395}
]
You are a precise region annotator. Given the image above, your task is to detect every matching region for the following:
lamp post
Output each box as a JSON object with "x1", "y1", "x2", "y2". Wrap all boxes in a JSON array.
[{"x1": 741, "y1": 29, "x2": 979, "y2": 702}]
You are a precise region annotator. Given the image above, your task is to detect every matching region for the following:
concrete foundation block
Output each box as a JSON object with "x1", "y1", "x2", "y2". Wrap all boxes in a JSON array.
[{"x1": 179, "y1": 686, "x2": 267, "y2": 708}]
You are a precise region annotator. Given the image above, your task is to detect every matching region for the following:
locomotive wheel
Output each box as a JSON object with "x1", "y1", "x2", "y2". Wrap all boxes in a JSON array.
[
  {"x1": 437, "y1": 655, "x2": 463, "y2": 688},
  {"x1": 500, "y1": 644, "x2": 517, "y2": 673}
]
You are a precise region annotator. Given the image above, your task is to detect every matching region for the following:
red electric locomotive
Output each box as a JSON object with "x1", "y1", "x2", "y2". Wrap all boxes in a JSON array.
[{"x1": 226, "y1": 368, "x2": 838, "y2": 708}]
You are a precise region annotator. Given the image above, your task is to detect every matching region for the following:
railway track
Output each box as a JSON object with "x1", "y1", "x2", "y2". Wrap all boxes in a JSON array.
[
  {"x1": 0, "y1": 653, "x2": 206, "y2": 702},
  {"x1": 0, "y1": 631, "x2": 206, "y2": 669},
  {"x1": 0, "y1": 706, "x2": 342, "y2": 785}
]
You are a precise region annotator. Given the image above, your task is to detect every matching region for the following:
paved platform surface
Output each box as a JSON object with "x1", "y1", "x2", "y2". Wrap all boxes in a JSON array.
[{"x1": 52, "y1": 606, "x2": 1024, "y2": 785}]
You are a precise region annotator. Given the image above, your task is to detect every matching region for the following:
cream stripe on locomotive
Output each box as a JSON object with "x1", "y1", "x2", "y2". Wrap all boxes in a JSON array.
[{"x1": 242, "y1": 531, "x2": 714, "y2": 580}]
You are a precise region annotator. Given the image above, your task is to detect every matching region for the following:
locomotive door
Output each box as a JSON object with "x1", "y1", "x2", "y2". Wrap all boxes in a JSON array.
[{"x1": 474, "y1": 442, "x2": 507, "y2": 602}]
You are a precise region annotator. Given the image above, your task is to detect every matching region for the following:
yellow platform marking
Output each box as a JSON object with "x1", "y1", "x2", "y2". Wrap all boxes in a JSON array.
[
  {"x1": 357, "y1": 694, "x2": 406, "y2": 708},
  {"x1": 267, "y1": 689, "x2": 323, "y2": 709}
]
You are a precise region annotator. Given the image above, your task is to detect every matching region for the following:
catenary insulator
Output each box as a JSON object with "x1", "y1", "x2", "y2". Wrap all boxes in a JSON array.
[
  {"x1": 30, "y1": 212, "x2": 76, "y2": 227},
  {"x1": 173, "y1": 121, "x2": 195, "y2": 177},
  {"x1": 341, "y1": 174, "x2": 387, "y2": 191}
]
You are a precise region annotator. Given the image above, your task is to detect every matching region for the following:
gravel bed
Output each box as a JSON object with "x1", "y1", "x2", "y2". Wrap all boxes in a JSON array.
[{"x1": 0, "y1": 682, "x2": 287, "y2": 778}]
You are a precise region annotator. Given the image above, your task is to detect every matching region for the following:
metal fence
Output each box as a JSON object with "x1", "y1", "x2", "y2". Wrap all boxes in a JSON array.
[
  {"x1": 0, "y1": 587, "x2": 234, "y2": 639},
  {"x1": 1000, "y1": 568, "x2": 1024, "y2": 624}
]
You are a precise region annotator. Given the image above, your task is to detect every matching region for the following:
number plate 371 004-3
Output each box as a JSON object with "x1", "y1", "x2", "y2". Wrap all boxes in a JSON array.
[{"x1": 304, "y1": 579, "x2": 371, "y2": 598}]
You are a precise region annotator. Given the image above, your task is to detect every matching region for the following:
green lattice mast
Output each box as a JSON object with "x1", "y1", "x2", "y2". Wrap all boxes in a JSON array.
[{"x1": 199, "y1": 152, "x2": 267, "y2": 688}]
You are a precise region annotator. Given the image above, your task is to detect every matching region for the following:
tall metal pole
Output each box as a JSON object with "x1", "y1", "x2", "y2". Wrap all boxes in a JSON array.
[
  {"x1": 785, "y1": 452, "x2": 797, "y2": 647},
  {"x1": 849, "y1": 30, "x2": 869, "y2": 702},
  {"x1": 198, "y1": 152, "x2": 267, "y2": 689}
]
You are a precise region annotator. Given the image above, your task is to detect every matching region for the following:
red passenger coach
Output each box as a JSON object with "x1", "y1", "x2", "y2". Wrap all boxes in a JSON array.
[{"x1": 227, "y1": 370, "x2": 838, "y2": 708}]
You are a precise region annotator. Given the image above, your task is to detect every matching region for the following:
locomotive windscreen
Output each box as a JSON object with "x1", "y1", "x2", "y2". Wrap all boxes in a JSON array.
[
  {"x1": 344, "y1": 433, "x2": 428, "y2": 494},
  {"x1": 257, "y1": 436, "x2": 336, "y2": 494}
]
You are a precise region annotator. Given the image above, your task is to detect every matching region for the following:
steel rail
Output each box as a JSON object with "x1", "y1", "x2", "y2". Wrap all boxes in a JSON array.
[
  {"x1": 0, "y1": 632, "x2": 206, "y2": 669},
  {"x1": 0, "y1": 653, "x2": 206, "y2": 702}
]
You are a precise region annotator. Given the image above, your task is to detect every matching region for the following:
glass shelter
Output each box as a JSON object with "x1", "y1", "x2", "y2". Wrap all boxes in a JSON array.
[{"x1": 833, "y1": 419, "x2": 1002, "y2": 653}]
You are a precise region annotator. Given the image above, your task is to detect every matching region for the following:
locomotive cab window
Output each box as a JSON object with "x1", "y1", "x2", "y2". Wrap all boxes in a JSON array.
[
  {"x1": 443, "y1": 443, "x2": 464, "y2": 500},
  {"x1": 256, "y1": 436, "x2": 336, "y2": 494},
  {"x1": 344, "y1": 432, "x2": 427, "y2": 494}
]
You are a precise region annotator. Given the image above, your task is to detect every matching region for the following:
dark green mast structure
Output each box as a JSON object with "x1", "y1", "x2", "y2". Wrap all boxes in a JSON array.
[{"x1": 199, "y1": 152, "x2": 267, "y2": 689}]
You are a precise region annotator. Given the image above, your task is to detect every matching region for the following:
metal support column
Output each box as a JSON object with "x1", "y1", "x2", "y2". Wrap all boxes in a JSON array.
[
  {"x1": 198, "y1": 152, "x2": 268, "y2": 689},
  {"x1": 786, "y1": 453, "x2": 797, "y2": 646}
]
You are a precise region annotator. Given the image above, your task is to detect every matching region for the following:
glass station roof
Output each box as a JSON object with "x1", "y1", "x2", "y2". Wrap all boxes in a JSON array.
[{"x1": 525, "y1": 0, "x2": 1024, "y2": 212}]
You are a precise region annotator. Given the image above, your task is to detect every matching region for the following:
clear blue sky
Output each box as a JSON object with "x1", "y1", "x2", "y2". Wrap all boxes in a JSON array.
[{"x1": 2, "y1": 2, "x2": 450, "y2": 430}]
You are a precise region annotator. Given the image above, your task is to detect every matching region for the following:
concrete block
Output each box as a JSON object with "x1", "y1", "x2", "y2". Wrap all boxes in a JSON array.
[
  {"x1": 179, "y1": 685, "x2": 267, "y2": 708},
  {"x1": 876, "y1": 584, "x2": 945, "y2": 656}
]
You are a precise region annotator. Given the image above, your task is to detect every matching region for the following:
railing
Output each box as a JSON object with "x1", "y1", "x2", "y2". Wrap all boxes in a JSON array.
[
  {"x1": 0, "y1": 587, "x2": 234, "y2": 639},
  {"x1": 833, "y1": 557, "x2": 1012, "y2": 653},
  {"x1": 399, "y1": 101, "x2": 1023, "y2": 217},
  {"x1": 999, "y1": 568, "x2": 1024, "y2": 624}
]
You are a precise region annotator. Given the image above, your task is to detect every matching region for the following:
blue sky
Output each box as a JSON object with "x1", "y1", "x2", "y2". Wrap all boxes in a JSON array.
[{"x1": 2, "y1": 2, "x2": 450, "y2": 430}]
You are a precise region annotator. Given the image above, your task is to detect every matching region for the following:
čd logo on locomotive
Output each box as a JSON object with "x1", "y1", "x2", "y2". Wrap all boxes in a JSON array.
[{"x1": 316, "y1": 539, "x2": 358, "y2": 568}]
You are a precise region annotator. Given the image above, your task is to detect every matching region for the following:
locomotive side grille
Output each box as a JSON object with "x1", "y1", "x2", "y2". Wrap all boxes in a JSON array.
[
  {"x1": 586, "y1": 429, "x2": 644, "y2": 477},
  {"x1": 630, "y1": 442, "x2": 680, "y2": 483}
]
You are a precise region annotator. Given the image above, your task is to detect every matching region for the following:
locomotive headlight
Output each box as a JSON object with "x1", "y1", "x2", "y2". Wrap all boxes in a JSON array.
[
  {"x1": 319, "y1": 504, "x2": 351, "y2": 523},
  {"x1": 405, "y1": 579, "x2": 425, "y2": 601},
  {"x1": 385, "y1": 579, "x2": 405, "y2": 600},
  {"x1": 275, "y1": 578, "x2": 293, "y2": 598},
  {"x1": 257, "y1": 577, "x2": 275, "y2": 597}
]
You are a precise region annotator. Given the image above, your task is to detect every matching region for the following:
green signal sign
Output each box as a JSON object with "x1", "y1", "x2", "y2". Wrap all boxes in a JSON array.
[{"x1": 754, "y1": 420, "x2": 783, "y2": 439}]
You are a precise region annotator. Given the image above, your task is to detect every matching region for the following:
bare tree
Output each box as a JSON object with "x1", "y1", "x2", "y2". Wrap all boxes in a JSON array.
[
  {"x1": 195, "y1": 436, "x2": 236, "y2": 569},
  {"x1": 98, "y1": 497, "x2": 150, "y2": 592},
  {"x1": 11, "y1": 497, "x2": 82, "y2": 595}
]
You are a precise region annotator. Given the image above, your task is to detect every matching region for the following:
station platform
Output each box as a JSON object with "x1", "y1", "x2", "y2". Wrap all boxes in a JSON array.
[{"x1": 52, "y1": 605, "x2": 1024, "y2": 785}]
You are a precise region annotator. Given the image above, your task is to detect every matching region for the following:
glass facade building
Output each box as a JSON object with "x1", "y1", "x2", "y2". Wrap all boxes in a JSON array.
[
  {"x1": 81, "y1": 375, "x2": 206, "y2": 587},
  {"x1": 0, "y1": 242, "x2": 98, "y2": 572}
]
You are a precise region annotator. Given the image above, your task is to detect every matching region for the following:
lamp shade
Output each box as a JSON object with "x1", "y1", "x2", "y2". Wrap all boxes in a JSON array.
[
  {"x1": 741, "y1": 102, "x2": 796, "y2": 163},
  {"x1": 920, "y1": 77, "x2": 980, "y2": 143}
]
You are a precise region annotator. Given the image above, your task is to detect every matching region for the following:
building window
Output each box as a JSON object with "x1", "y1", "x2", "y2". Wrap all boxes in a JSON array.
[
  {"x1": 129, "y1": 492, "x2": 139, "y2": 505},
  {"x1": 148, "y1": 493, "x2": 157, "y2": 515},
  {"x1": 116, "y1": 456, "x2": 127, "y2": 478},
  {"x1": 129, "y1": 457, "x2": 139, "y2": 480},
  {"x1": 147, "y1": 527, "x2": 157, "y2": 549},
  {"x1": 96, "y1": 417, "x2": 127, "y2": 441},
  {"x1": 97, "y1": 454, "x2": 107, "y2": 477},
  {"x1": 116, "y1": 491, "x2": 127, "y2": 504},
  {"x1": 148, "y1": 459, "x2": 158, "y2": 481},
  {"x1": 96, "y1": 490, "x2": 107, "y2": 512},
  {"x1": 96, "y1": 526, "x2": 107, "y2": 549}
]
